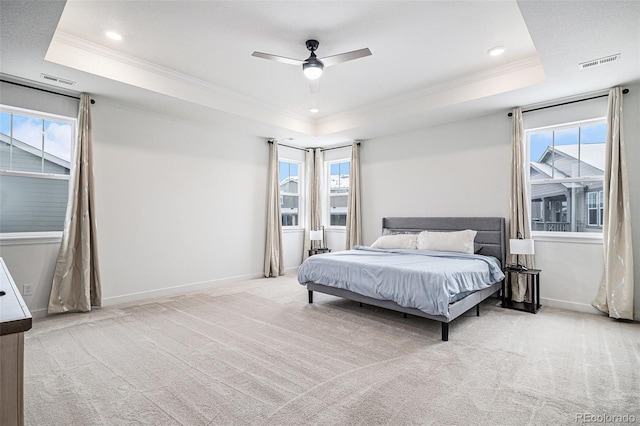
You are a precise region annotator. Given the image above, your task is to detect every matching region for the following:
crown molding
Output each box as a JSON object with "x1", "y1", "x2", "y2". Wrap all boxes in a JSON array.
[
  {"x1": 47, "y1": 33, "x2": 546, "y2": 139},
  {"x1": 319, "y1": 56, "x2": 545, "y2": 125},
  {"x1": 49, "y1": 32, "x2": 313, "y2": 125}
]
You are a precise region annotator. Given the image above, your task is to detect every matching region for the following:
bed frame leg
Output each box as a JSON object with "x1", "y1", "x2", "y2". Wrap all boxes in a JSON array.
[
  {"x1": 308, "y1": 290, "x2": 313, "y2": 304},
  {"x1": 403, "y1": 313, "x2": 408, "y2": 319},
  {"x1": 476, "y1": 304, "x2": 480, "y2": 316},
  {"x1": 441, "y1": 323, "x2": 449, "y2": 341},
  {"x1": 359, "y1": 302, "x2": 363, "y2": 307}
]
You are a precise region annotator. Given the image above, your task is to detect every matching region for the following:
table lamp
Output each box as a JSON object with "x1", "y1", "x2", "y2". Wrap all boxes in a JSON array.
[
  {"x1": 310, "y1": 229, "x2": 324, "y2": 249},
  {"x1": 509, "y1": 238, "x2": 534, "y2": 270}
]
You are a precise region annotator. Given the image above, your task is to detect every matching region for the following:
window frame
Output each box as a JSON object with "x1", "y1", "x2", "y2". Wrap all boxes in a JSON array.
[
  {"x1": 0, "y1": 105, "x2": 76, "y2": 243},
  {"x1": 278, "y1": 158, "x2": 303, "y2": 229},
  {"x1": 526, "y1": 117, "x2": 606, "y2": 241},
  {"x1": 326, "y1": 158, "x2": 350, "y2": 229},
  {"x1": 586, "y1": 190, "x2": 604, "y2": 227}
]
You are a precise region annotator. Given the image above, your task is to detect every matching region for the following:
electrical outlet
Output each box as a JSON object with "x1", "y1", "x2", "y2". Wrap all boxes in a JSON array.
[{"x1": 23, "y1": 283, "x2": 33, "y2": 296}]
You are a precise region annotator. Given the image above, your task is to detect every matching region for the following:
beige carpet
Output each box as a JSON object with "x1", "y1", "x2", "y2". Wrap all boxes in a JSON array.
[{"x1": 24, "y1": 273, "x2": 639, "y2": 425}]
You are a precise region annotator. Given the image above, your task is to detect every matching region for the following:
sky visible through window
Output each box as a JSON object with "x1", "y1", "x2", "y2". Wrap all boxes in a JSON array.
[
  {"x1": 0, "y1": 112, "x2": 72, "y2": 163},
  {"x1": 530, "y1": 122, "x2": 606, "y2": 162},
  {"x1": 330, "y1": 162, "x2": 350, "y2": 176},
  {"x1": 279, "y1": 161, "x2": 298, "y2": 182}
]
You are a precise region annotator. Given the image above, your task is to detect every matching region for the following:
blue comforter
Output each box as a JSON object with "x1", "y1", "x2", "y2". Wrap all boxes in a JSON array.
[{"x1": 298, "y1": 246, "x2": 505, "y2": 318}]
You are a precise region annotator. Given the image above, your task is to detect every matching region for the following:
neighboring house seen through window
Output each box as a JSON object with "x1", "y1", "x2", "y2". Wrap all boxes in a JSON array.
[
  {"x1": 527, "y1": 118, "x2": 606, "y2": 234},
  {"x1": 0, "y1": 106, "x2": 75, "y2": 233},
  {"x1": 279, "y1": 160, "x2": 300, "y2": 227},
  {"x1": 328, "y1": 160, "x2": 350, "y2": 227}
]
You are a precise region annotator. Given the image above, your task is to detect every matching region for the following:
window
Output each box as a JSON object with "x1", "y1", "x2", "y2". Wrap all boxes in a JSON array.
[
  {"x1": 0, "y1": 106, "x2": 75, "y2": 233},
  {"x1": 279, "y1": 160, "x2": 300, "y2": 227},
  {"x1": 328, "y1": 160, "x2": 350, "y2": 227},
  {"x1": 587, "y1": 190, "x2": 604, "y2": 227},
  {"x1": 527, "y1": 118, "x2": 606, "y2": 234}
]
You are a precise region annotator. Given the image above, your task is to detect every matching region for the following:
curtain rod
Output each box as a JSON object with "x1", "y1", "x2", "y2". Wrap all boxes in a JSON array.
[
  {"x1": 0, "y1": 78, "x2": 95, "y2": 104},
  {"x1": 267, "y1": 141, "x2": 360, "y2": 151},
  {"x1": 267, "y1": 141, "x2": 306, "y2": 151},
  {"x1": 322, "y1": 142, "x2": 360, "y2": 151},
  {"x1": 507, "y1": 88, "x2": 629, "y2": 117}
]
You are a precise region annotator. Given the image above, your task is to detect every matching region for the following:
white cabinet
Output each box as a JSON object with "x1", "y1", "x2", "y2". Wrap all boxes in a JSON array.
[{"x1": 0, "y1": 258, "x2": 32, "y2": 426}]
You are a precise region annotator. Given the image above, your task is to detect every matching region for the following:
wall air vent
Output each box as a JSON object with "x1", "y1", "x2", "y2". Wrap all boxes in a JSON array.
[
  {"x1": 40, "y1": 73, "x2": 76, "y2": 86},
  {"x1": 578, "y1": 54, "x2": 620, "y2": 70}
]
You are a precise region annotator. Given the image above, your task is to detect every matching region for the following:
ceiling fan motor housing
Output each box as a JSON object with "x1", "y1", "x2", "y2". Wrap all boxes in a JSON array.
[{"x1": 305, "y1": 39, "x2": 320, "y2": 52}]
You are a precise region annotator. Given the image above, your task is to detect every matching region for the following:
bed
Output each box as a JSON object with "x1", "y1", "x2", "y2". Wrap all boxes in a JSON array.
[{"x1": 298, "y1": 217, "x2": 506, "y2": 341}]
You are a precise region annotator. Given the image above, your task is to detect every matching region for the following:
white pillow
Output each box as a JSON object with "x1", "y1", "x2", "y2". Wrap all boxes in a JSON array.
[
  {"x1": 370, "y1": 234, "x2": 418, "y2": 250},
  {"x1": 416, "y1": 230, "x2": 477, "y2": 254}
]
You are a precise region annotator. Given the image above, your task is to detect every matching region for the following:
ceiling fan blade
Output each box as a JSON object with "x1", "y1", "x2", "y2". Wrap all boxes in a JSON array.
[
  {"x1": 320, "y1": 48, "x2": 372, "y2": 67},
  {"x1": 251, "y1": 51, "x2": 304, "y2": 66},
  {"x1": 309, "y1": 79, "x2": 320, "y2": 93}
]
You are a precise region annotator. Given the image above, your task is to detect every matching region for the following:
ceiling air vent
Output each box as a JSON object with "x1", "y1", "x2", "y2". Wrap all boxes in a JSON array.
[
  {"x1": 578, "y1": 54, "x2": 620, "y2": 70},
  {"x1": 40, "y1": 73, "x2": 76, "y2": 86}
]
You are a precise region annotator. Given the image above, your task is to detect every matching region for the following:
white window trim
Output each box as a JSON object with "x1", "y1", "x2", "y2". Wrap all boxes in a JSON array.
[
  {"x1": 533, "y1": 233, "x2": 602, "y2": 244},
  {"x1": 526, "y1": 117, "x2": 606, "y2": 242},
  {"x1": 282, "y1": 228, "x2": 305, "y2": 234},
  {"x1": 0, "y1": 169, "x2": 70, "y2": 180},
  {"x1": 325, "y1": 158, "x2": 350, "y2": 230},
  {"x1": 0, "y1": 231, "x2": 63, "y2": 246},
  {"x1": 279, "y1": 158, "x2": 304, "y2": 229},
  {"x1": 0, "y1": 104, "x2": 76, "y2": 240}
]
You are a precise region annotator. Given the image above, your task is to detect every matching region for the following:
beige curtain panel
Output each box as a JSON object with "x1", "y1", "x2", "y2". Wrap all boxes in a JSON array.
[
  {"x1": 312, "y1": 148, "x2": 323, "y2": 235},
  {"x1": 264, "y1": 140, "x2": 284, "y2": 277},
  {"x1": 302, "y1": 149, "x2": 314, "y2": 260},
  {"x1": 48, "y1": 94, "x2": 102, "y2": 313},
  {"x1": 301, "y1": 148, "x2": 324, "y2": 260},
  {"x1": 345, "y1": 142, "x2": 362, "y2": 249},
  {"x1": 592, "y1": 87, "x2": 634, "y2": 320},
  {"x1": 509, "y1": 108, "x2": 534, "y2": 302}
]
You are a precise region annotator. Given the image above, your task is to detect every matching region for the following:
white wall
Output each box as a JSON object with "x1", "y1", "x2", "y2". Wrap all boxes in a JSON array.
[
  {"x1": 92, "y1": 101, "x2": 269, "y2": 304},
  {"x1": 360, "y1": 113, "x2": 511, "y2": 243},
  {"x1": 1, "y1": 87, "x2": 272, "y2": 316},
  {"x1": 0, "y1": 242, "x2": 61, "y2": 314},
  {"x1": 360, "y1": 84, "x2": 640, "y2": 320}
]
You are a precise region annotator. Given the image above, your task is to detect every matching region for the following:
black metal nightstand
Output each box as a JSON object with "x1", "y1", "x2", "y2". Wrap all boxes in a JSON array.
[
  {"x1": 502, "y1": 267, "x2": 541, "y2": 313},
  {"x1": 308, "y1": 248, "x2": 331, "y2": 257}
]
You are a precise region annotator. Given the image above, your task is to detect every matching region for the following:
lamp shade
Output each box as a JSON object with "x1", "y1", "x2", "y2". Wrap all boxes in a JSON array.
[
  {"x1": 509, "y1": 239, "x2": 535, "y2": 255},
  {"x1": 310, "y1": 230, "x2": 323, "y2": 241}
]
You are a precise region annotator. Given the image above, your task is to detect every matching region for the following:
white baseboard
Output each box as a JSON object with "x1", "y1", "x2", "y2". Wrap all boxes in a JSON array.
[
  {"x1": 30, "y1": 307, "x2": 49, "y2": 319},
  {"x1": 540, "y1": 297, "x2": 603, "y2": 315},
  {"x1": 102, "y1": 272, "x2": 266, "y2": 307},
  {"x1": 29, "y1": 270, "x2": 301, "y2": 320}
]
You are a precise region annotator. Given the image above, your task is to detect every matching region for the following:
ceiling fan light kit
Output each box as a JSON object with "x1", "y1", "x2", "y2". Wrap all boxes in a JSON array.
[{"x1": 303, "y1": 59, "x2": 323, "y2": 80}]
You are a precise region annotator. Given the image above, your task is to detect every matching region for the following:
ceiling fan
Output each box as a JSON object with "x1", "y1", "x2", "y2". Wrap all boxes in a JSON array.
[{"x1": 252, "y1": 40, "x2": 371, "y2": 92}]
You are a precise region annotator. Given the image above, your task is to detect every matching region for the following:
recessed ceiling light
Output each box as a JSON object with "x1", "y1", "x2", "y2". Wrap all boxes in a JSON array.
[
  {"x1": 488, "y1": 46, "x2": 505, "y2": 57},
  {"x1": 105, "y1": 31, "x2": 123, "y2": 41},
  {"x1": 310, "y1": 108, "x2": 319, "y2": 113}
]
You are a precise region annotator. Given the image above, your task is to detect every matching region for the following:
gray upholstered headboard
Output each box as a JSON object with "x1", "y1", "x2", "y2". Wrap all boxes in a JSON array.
[{"x1": 382, "y1": 217, "x2": 506, "y2": 268}]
